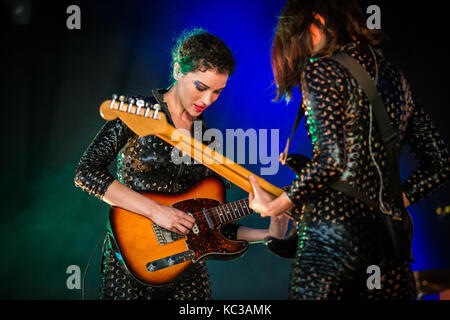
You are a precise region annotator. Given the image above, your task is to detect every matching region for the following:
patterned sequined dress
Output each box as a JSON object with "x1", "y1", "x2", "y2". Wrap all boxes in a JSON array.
[
  {"x1": 74, "y1": 88, "x2": 239, "y2": 300},
  {"x1": 284, "y1": 42, "x2": 450, "y2": 300}
]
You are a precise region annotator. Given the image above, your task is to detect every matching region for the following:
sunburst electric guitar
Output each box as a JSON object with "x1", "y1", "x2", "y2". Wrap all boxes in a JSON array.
[{"x1": 99, "y1": 95, "x2": 286, "y2": 286}]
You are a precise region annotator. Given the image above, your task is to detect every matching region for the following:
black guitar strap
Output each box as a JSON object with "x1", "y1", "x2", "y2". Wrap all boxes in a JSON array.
[
  {"x1": 280, "y1": 100, "x2": 305, "y2": 165},
  {"x1": 273, "y1": 53, "x2": 413, "y2": 262},
  {"x1": 328, "y1": 53, "x2": 412, "y2": 261},
  {"x1": 329, "y1": 54, "x2": 403, "y2": 208}
]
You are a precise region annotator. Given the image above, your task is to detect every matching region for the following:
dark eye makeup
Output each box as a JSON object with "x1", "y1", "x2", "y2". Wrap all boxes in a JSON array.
[
  {"x1": 194, "y1": 80, "x2": 224, "y2": 94},
  {"x1": 195, "y1": 81, "x2": 207, "y2": 91}
]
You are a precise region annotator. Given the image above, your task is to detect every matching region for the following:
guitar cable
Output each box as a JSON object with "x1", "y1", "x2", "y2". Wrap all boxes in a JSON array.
[
  {"x1": 367, "y1": 45, "x2": 392, "y2": 216},
  {"x1": 81, "y1": 230, "x2": 107, "y2": 300}
]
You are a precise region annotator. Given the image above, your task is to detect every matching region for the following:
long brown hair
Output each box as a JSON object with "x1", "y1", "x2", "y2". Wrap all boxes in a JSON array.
[{"x1": 271, "y1": 0, "x2": 384, "y2": 102}]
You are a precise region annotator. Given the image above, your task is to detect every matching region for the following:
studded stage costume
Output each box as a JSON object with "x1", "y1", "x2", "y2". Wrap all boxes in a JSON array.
[
  {"x1": 284, "y1": 42, "x2": 450, "y2": 300},
  {"x1": 75, "y1": 88, "x2": 239, "y2": 300}
]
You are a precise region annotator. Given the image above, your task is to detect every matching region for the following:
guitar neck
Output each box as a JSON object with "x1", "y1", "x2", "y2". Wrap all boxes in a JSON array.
[
  {"x1": 100, "y1": 98, "x2": 284, "y2": 199},
  {"x1": 156, "y1": 128, "x2": 284, "y2": 199},
  {"x1": 208, "y1": 185, "x2": 291, "y2": 226}
]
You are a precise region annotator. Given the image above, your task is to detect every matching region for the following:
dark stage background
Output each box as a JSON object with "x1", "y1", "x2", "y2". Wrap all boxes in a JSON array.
[{"x1": 1, "y1": 0, "x2": 449, "y2": 300}]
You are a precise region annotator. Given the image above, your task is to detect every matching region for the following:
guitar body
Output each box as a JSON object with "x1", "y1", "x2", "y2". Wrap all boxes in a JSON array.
[{"x1": 109, "y1": 176, "x2": 249, "y2": 286}]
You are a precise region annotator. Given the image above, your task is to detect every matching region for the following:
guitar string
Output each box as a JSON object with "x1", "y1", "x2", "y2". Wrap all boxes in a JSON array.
[
  {"x1": 187, "y1": 199, "x2": 251, "y2": 226},
  {"x1": 188, "y1": 198, "x2": 252, "y2": 226},
  {"x1": 184, "y1": 185, "x2": 290, "y2": 226}
]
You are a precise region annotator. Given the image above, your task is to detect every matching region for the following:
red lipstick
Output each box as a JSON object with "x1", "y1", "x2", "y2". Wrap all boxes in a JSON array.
[{"x1": 194, "y1": 104, "x2": 206, "y2": 112}]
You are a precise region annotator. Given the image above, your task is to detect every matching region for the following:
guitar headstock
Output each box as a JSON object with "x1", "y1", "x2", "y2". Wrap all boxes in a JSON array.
[{"x1": 99, "y1": 94, "x2": 169, "y2": 136}]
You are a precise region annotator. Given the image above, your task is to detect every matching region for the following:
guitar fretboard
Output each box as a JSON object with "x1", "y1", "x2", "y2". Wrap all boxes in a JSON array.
[
  {"x1": 204, "y1": 185, "x2": 291, "y2": 227},
  {"x1": 207, "y1": 198, "x2": 252, "y2": 226}
]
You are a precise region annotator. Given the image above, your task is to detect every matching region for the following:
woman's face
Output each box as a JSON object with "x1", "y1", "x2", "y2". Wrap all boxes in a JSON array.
[{"x1": 176, "y1": 68, "x2": 229, "y2": 117}]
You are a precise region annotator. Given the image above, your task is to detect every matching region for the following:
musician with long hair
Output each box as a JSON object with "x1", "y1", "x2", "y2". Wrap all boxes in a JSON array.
[
  {"x1": 248, "y1": 0, "x2": 450, "y2": 299},
  {"x1": 74, "y1": 28, "x2": 287, "y2": 300}
]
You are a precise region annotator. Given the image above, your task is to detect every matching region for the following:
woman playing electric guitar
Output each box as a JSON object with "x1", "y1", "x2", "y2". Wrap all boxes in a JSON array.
[{"x1": 74, "y1": 28, "x2": 288, "y2": 300}]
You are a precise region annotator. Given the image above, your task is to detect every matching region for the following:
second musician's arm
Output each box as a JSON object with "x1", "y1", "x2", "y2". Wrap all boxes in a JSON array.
[{"x1": 249, "y1": 59, "x2": 346, "y2": 217}]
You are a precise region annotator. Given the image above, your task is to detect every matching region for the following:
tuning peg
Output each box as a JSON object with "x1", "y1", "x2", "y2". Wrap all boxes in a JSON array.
[
  {"x1": 118, "y1": 95, "x2": 125, "y2": 110},
  {"x1": 127, "y1": 98, "x2": 135, "y2": 113},
  {"x1": 109, "y1": 94, "x2": 118, "y2": 109},
  {"x1": 153, "y1": 104, "x2": 161, "y2": 119},
  {"x1": 136, "y1": 99, "x2": 145, "y2": 115},
  {"x1": 145, "y1": 102, "x2": 151, "y2": 117}
]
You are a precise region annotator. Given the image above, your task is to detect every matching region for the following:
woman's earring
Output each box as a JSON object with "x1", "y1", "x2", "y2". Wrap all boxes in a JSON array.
[
  {"x1": 174, "y1": 71, "x2": 183, "y2": 80},
  {"x1": 173, "y1": 62, "x2": 183, "y2": 80}
]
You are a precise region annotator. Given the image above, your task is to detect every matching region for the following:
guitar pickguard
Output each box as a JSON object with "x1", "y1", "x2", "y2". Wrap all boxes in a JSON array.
[{"x1": 108, "y1": 176, "x2": 249, "y2": 286}]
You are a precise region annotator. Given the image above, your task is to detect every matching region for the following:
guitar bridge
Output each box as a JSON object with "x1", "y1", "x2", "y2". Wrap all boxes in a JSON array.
[
  {"x1": 152, "y1": 213, "x2": 199, "y2": 246},
  {"x1": 152, "y1": 223, "x2": 185, "y2": 245}
]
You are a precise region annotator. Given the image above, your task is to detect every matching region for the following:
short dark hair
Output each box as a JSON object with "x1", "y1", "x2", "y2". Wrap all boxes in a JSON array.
[
  {"x1": 271, "y1": 0, "x2": 384, "y2": 102},
  {"x1": 171, "y1": 28, "x2": 236, "y2": 79}
]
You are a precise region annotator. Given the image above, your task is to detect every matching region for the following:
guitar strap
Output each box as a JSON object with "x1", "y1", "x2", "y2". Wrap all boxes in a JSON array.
[
  {"x1": 280, "y1": 99, "x2": 305, "y2": 165},
  {"x1": 328, "y1": 53, "x2": 413, "y2": 262},
  {"x1": 280, "y1": 53, "x2": 413, "y2": 262}
]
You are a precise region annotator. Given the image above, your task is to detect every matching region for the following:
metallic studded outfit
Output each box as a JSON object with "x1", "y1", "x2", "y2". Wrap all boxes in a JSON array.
[
  {"x1": 284, "y1": 42, "x2": 450, "y2": 300},
  {"x1": 75, "y1": 88, "x2": 240, "y2": 300}
]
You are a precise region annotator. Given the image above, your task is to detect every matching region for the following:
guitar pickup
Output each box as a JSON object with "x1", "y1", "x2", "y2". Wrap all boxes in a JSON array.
[{"x1": 146, "y1": 250, "x2": 195, "y2": 272}]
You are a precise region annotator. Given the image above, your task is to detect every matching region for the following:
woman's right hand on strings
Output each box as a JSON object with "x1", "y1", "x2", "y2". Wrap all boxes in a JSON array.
[
  {"x1": 147, "y1": 204, "x2": 196, "y2": 235},
  {"x1": 102, "y1": 180, "x2": 195, "y2": 235}
]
